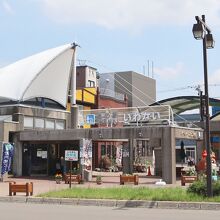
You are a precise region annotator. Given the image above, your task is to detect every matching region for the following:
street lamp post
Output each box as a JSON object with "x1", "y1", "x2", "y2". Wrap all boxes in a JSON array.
[{"x1": 192, "y1": 15, "x2": 215, "y2": 197}]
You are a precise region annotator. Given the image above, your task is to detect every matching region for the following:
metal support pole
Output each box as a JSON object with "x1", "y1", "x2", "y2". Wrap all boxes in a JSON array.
[
  {"x1": 202, "y1": 15, "x2": 213, "y2": 197},
  {"x1": 199, "y1": 91, "x2": 204, "y2": 122},
  {"x1": 71, "y1": 44, "x2": 77, "y2": 106},
  {"x1": 69, "y1": 43, "x2": 79, "y2": 128}
]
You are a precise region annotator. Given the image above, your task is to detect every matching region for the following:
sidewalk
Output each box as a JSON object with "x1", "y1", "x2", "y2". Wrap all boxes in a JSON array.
[
  {"x1": 0, "y1": 172, "x2": 180, "y2": 197},
  {"x1": 1, "y1": 173, "x2": 220, "y2": 210}
]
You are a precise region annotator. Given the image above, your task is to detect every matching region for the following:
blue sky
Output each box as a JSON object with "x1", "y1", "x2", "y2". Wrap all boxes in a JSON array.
[{"x1": 1, "y1": 0, "x2": 220, "y2": 102}]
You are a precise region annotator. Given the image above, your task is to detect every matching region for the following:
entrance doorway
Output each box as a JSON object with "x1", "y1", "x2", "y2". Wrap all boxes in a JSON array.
[
  {"x1": 134, "y1": 139, "x2": 152, "y2": 172},
  {"x1": 22, "y1": 141, "x2": 80, "y2": 176},
  {"x1": 23, "y1": 144, "x2": 48, "y2": 176}
]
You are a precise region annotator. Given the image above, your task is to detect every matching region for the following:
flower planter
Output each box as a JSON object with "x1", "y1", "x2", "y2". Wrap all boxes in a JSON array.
[
  {"x1": 55, "y1": 173, "x2": 62, "y2": 184},
  {"x1": 96, "y1": 180, "x2": 102, "y2": 185},
  {"x1": 55, "y1": 179, "x2": 62, "y2": 184},
  {"x1": 120, "y1": 175, "x2": 139, "y2": 185}
]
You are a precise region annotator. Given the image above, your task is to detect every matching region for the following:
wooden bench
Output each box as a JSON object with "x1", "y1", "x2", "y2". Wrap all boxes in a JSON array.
[
  {"x1": 120, "y1": 175, "x2": 139, "y2": 185},
  {"x1": 9, "y1": 182, "x2": 33, "y2": 196},
  {"x1": 181, "y1": 175, "x2": 197, "y2": 186},
  {"x1": 64, "y1": 174, "x2": 81, "y2": 184}
]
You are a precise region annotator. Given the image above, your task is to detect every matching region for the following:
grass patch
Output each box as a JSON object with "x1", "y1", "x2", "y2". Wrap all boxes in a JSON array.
[{"x1": 38, "y1": 186, "x2": 220, "y2": 202}]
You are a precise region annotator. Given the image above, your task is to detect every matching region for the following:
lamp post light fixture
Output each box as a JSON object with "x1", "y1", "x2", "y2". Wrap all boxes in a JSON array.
[{"x1": 192, "y1": 15, "x2": 215, "y2": 197}]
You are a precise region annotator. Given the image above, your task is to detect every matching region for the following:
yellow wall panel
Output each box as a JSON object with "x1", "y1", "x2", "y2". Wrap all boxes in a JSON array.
[
  {"x1": 84, "y1": 90, "x2": 95, "y2": 103},
  {"x1": 85, "y1": 88, "x2": 97, "y2": 95},
  {"x1": 76, "y1": 90, "x2": 83, "y2": 101}
]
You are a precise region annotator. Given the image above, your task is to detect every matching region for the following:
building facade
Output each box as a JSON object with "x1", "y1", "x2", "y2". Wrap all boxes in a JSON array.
[
  {"x1": 100, "y1": 71, "x2": 156, "y2": 107},
  {"x1": 0, "y1": 44, "x2": 209, "y2": 185}
]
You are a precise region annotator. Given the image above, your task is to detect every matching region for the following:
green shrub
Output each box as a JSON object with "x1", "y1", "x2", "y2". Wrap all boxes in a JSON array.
[
  {"x1": 213, "y1": 181, "x2": 220, "y2": 196},
  {"x1": 187, "y1": 180, "x2": 206, "y2": 196},
  {"x1": 187, "y1": 179, "x2": 220, "y2": 197}
]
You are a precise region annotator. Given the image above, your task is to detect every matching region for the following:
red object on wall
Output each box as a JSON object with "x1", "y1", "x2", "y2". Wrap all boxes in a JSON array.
[
  {"x1": 202, "y1": 150, "x2": 207, "y2": 158},
  {"x1": 147, "y1": 166, "x2": 152, "y2": 176}
]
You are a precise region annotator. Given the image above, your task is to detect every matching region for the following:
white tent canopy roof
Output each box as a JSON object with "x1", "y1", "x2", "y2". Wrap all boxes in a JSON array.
[{"x1": 0, "y1": 43, "x2": 75, "y2": 108}]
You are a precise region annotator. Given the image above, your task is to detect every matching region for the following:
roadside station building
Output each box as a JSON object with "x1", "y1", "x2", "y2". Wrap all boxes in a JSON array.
[{"x1": 0, "y1": 44, "x2": 205, "y2": 184}]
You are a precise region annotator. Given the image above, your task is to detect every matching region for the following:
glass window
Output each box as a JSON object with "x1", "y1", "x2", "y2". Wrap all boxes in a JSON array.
[
  {"x1": 88, "y1": 80, "x2": 95, "y2": 87},
  {"x1": 101, "y1": 145, "x2": 106, "y2": 156},
  {"x1": 35, "y1": 118, "x2": 44, "y2": 129},
  {"x1": 56, "y1": 120, "x2": 65, "y2": 130},
  {"x1": 0, "y1": 115, "x2": 12, "y2": 122},
  {"x1": 45, "y1": 119, "x2": 55, "y2": 129},
  {"x1": 24, "y1": 116, "x2": 34, "y2": 128},
  {"x1": 107, "y1": 145, "x2": 111, "y2": 157}
]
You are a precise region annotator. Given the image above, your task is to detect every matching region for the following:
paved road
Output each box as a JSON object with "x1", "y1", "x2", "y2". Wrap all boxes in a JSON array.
[{"x1": 0, "y1": 202, "x2": 220, "y2": 220}]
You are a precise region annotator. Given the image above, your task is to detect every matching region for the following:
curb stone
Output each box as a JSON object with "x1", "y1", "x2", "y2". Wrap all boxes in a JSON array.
[
  {"x1": 178, "y1": 202, "x2": 201, "y2": 210},
  {"x1": 0, "y1": 196, "x2": 219, "y2": 210},
  {"x1": 200, "y1": 202, "x2": 220, "y2": 210},
  {"x1": 157, "y1": 201, "x2": 178, "y2": 209}
]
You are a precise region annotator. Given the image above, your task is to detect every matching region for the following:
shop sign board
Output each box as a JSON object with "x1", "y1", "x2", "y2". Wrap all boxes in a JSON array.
[
  {"x1": 79, "y1": 105, "x2": 173, "y2": 127},
  {"x1": 65, "y1": 150, "x2": 78, "y2": 161},
  {"x1": 86, "y1": 114, "x2": 96, "y2": 125}
]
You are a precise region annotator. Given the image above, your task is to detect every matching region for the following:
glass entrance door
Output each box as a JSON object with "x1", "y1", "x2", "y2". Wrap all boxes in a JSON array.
[{"x1": 30, "y1": 145, "x2": 48, "y2": 175}]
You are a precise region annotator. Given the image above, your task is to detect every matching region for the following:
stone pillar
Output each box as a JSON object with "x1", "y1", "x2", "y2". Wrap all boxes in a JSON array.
[
  {"x1": 122, "y1": 139, "x2": 134, "y2": 174},
  {"x1": 129, "y1": 138, "x2": 134, "y2": 174},
  {"x1": 12, "y1": 134, "x2": 23, "y2": 176},
  {"x1": 149, "y1": 138, "x2": 162, "y2": 176},
  {"x1": 71, "y1": 105, "x2": 79, "y2": 129},
  {"x1": 154, "y1": 148, "x2": 162, "y2": 176},
  {"x1": 162, "y1": 127, "x2": 176, "y2": 184}
]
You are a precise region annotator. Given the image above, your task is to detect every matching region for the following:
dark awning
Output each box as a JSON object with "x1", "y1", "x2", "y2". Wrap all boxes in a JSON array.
[{"x1": 151, "y1": 96, "x2": 220, "y2": 114}]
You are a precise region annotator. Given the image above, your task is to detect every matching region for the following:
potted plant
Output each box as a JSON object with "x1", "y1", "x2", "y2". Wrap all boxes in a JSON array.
[
  {"x1": 96, "y1": 175, "x2": 102, "y2": 185},
  {"x1": 55, "y1": 173, "x2": 62, "y2": 184},
  {"x1": 185, "y1": 167, "x2": 197, "y2": 176}
]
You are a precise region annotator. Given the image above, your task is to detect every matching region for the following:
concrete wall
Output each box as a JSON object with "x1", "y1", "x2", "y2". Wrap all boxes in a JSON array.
[
  {"x1": 115, "y1": 71, "x2": 156, "y2": 107},
  {"x1": 100, "y1": 71, "x2": 156, "y2": 107},
  {"x1": 76, "y1": 66, "x2": 86, "y2": 88},
  {"x1": 16, "y1": 125, "x2": 202, "y2": 183},
  {"x1": 0, "y1": 121, "x2": 19, "y2": 142},
  {"x1": 131, "y1": 72, "x2": 156, "y2": 106},
  {"x1": 115, "y1": 72, "x2": 133, "y2": 107},
  {"x1": 12, "y1": 133, "x2": 23, "y2": 176},
  {"x1": 161, "y1": 127, "x2": 176, "y2": 184},
  {"x1": 76, "y1": 66, "x2": 97, "y2": 88}
]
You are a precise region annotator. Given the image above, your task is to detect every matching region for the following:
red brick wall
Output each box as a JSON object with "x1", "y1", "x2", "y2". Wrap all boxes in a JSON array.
[{"x1": 98, "y1": 97, "x2": 128, "y2": 109}]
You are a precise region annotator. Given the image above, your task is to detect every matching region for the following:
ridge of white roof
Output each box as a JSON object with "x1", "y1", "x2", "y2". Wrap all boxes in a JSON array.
[{"x1": 0, "y1": 43, "x2": 74, "y2": 107}]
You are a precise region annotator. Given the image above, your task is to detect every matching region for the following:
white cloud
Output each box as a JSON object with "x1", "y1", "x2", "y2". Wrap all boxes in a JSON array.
[
  {"x1": 2, "y1": 0, "x2": 14, "y2": 15},
  {"x1": 39, "y1": 0, "x2": 220, "y2": 30},
  {"x1": 209, "y1": 69, "x2": 220, "y2": 84},
  {"x1": 154, "y1": 62, "x2": 185, "y2": 79},
  {"x1": 200, "y1": 68, "x2": 220, "y2": 98}
]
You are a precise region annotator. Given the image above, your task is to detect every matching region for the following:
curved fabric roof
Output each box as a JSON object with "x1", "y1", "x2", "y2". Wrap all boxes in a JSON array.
[
  {"x1": 151, "y1": 96, "x2": 220, "y2": 114},
  {"x1": 0, "y1": 43, "x2": 74, "y2": 108},
  {"x1": 211, "y1": 111, "x2": 220, "y2": 120}
]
